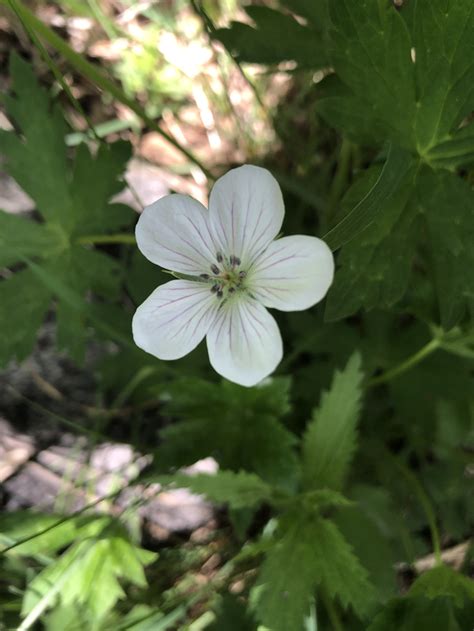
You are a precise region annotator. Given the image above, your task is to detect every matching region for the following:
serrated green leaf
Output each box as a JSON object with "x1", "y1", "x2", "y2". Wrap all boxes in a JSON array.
[
  {"x1": 409, "y1": 565, "x2": 474, "y2": 608},
  {"x1": 418, "y1": 168, "x2": 474, "y2": 329},
  {"x1": 22, "y1": 529, "x2": 157, "y2": 621},
  {"x1": 0, "y1": 269, "x2": 51, "y2": 366},
  {"x1": 302, "y1": 353, "x2": 364, "y2": 491},
  {"x1": 322, "y1": 0, "x2": 474, "y2": 156},
  {"x1": 214, "y1": 6, "x2": 326, "y2": 68},
  {"x1": 156, "y1": 378, "x2": 298, "y2": 490},
  {"x1": 70, "y1": 141, "x2": 133, "y2": 234},
  {"x1": 368, "y1": 597, "x2": 462, "y2": 631},
  {"x1": 0, "y1": 212, "x2": 63, "y2": 269},
  {"x1": 159, "y1": 471, "x2": 274, "y2": 510},
  {"x1": 325, "y1": 166, "x2": 418, "y2": 320},
  {"x1": 0, "y1": 53, "x2": 133, "y2": 364},
  {"x1": 322, "y1": 0, "x2": 416, "y2": 148},
  {"x1": 255, "y1": 515, "x2": 375, "y2": 630},
  {"x1": 410, "y1": 0, "x2": 474, "y2": 154},
  {"x1": 335, "y1": 498, "x2": 399, "y2": 602},
  {"x1": 209, "y1": 595, "x2": 257, "y2": 631},
  {"x1": 0, "y1": 511, "x2": 110, "y2": 556},
  {"x1": 2, "y1": 53, "x2": 74, "y2": 229}
]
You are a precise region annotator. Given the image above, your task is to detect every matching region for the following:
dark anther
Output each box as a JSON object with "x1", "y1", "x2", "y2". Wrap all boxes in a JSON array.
[
  {"x1": 217, "y1": 289, "x2": 224, "y2": 298},
  {"x1": 211, "y1": 264, "x2": 220, "y2": 275},
  {"x1": 239, "y1": 270, "x2": 247, "y2": 278},
  {"x1": 216, "y1": 253, "x2": 223, "y2": 263},
  {"x1": 233, "y1": 256, "x2": 241, "y2": 266},
  {"x1": 200, "y1": 273, "x2": 210, "y2": 279},
  {"x1": 211, "y1": 284, "x2": 219, "y2": 293},
  {"x1": 228, "y1": 287, "x2": 236, "y2": 294}
]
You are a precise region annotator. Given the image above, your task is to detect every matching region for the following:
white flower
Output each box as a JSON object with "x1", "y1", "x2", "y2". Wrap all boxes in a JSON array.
[{"x1": 132, "y1": 165, "x2": 334, "y2": 387}]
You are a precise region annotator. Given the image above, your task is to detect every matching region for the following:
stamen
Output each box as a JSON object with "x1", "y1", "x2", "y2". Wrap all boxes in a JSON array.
[
  {"x1": 216, "y1": 289, "x2": 224, "y2": 298},
  {"x1": 233, "y1": 256, "x2": 241, "y2": 266},
  {"x1": 211, "y1": 284, "x2": 220, "y2": 293},
  {"x1": 211, "y1": 264, "x2": 220, "y2": 275},
  {"x1": 200, "y1": 273, "x2": 210, "y2": 280},
  {"x1": 239, "y1": 270, "x2": 247, "y2": 279},
  {"x1": 216, "y1": 253, "x2": 223, "y2": 263},
  {"x1": 228, "y1": 287, "x2": 236, "y2": 294}
]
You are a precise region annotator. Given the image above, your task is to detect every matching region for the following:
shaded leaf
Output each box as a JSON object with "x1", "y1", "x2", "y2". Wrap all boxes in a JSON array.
[
  {"x1": 255, "y1": 514, "x2": 375, "y2": 631},
  {"x1": 156, "y1": 378, "x2": 298, "y2": 489},
  {"x1": 159, "y1": 471, "x2": 274, "y2": 511},
  {"x1": 214, "y1": 6, "x2": 326, "y2": 68},
  {"x1": 302, "y1": 353, "x2": 364, "y2": 491}
]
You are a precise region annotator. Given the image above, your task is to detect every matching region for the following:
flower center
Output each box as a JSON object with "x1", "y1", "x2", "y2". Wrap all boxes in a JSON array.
[{"x1": 200, "y1": 252, "x2": 247, "y2": 299}]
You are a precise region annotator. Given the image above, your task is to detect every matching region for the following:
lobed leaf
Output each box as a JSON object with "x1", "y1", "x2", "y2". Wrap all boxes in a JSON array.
[
  {"x1": 255, "y1": 514, "x2": 375, "y2": 630},
  {"x1": 158, "y1": 471, "x2": 274, "y2": 511},
  {"x1": 156, "y1": 378, "x2": 299, "y2": 490},
  {"x1": 213, "y1": 5, "x2": 326, "y2": 68},
  {"x1": 302, "y1": 353, "x2": 364, "y2": 491}
]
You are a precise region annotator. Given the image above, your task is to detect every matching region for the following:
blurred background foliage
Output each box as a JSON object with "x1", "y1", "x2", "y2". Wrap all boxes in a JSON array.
[{"x1": 0, "y1": 0, "x2": 473, "y2": 629}]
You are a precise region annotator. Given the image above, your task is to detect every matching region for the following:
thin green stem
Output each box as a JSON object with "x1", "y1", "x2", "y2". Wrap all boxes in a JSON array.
[
  {"x1": 77, "y1": 233, "x2": 136, "y2": 245},
  {"x1": 3, "y1": 0, "x2": 213, "y2": 181},
  {"x1": 0, "y1": 487, "x2": 120, "y2": 555},
  {"x1": 388, "y1": 454, "x2": 442, "y2": 566},
  {"x1": 192, "y1": 0, "x2": 267, "y2": 115},
  {"x1": 368, "y1": 337, "x2": 441, "y2": 387}
]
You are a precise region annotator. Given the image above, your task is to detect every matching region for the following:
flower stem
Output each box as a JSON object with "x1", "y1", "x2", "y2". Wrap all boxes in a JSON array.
[
  {"x1": 368, "y1": 337, "x2": 441, "y2": 387},
  {"x1": 77, "y1": 233, "x2": 136, "y2": 245},
  {"x1": 389, "y1": 454, "x2": 442, "y2": 565}
]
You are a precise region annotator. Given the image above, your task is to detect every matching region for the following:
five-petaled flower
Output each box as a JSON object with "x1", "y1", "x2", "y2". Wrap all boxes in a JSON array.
[{"x1": 132, "y1": 165, "x2": 334, "y2": 387}]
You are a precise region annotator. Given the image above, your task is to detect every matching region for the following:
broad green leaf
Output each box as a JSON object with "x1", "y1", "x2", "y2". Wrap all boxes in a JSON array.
[
  {"x1": 418, "y1": 168, "x2": 474, "y2": 328},
  {"x1": 70, "y1": 141, "x2": 133, "y2": 234},
  {"x1": 22, "y1": 529, "x2": 157, "y2": 621},
  {"x1": 213, "y1": 6, "x2": 326, "y2": 68},
  {"x1": 410, "y1": 0, "x2": 474, "y2": 154},
  {"x1": 0, "y1": 212, "x2": 63, "y2": 269},
  {"x1": 322, "y1": 0, "x2": 416, "y2": 149},
  {"x1": 25, "y1": 257, "x2": 133, "y2": 353},
  {"x1": 427, "y1": 124, "x2": 474, "y2": 169},
  {"x1": 325, "y1": 166, "x2": 418, "y2": 320},
  {"x1": 323, "y1": 144, "x2": 415, "y2": 252},
  {"x1": 1, "y1": 53, "x2": 74, "y2": 229},
  {"x1": 336, "y1": 499, "x2": 399, "y2": 602},
  {"x1": 0, "y1": 511, "x2": 110, "y2": 556},
  {"x1": 368, "y1": 597, "x2": 462, "y2": 631},
  {"x1": 255, "y1": 514, "x2": 375, "y2": 630},
  {"x1": 321, "y1": 0, "x2": 474, "y2": 156},
  {"x1": 156, "y1": 378, "x2": 299, "y2": 490},
  {"x1": 159, "y1": 471, "x2": 274, "y2": 510},
  {"x1": 0, "y1": 269, "x2": 51, "y2": 365},
  {"x1": 409, "y1": 565, "x2": 474, "y2": 608},
  {"x1": 0, "y1": 53, "x2": 133, "y2": 364},
  {"x1": 302, "y1": 353, "x2": 364, "y2": 491},
  {"x1": 209, "y1": 595, "x2": 257, "y2": 631}
]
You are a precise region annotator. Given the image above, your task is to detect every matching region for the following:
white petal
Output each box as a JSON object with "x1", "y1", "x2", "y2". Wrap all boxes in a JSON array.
[
  {"x1": 207, "y1": 297, "x2": 283, "y2": 387},
  {"x1": 249, "y1": 235, "x2": 334, "y2": 311},
  {"x1": 208, "y1": 165, "x2": 284, "y2": 266},
  {"x1": 132, "y1": 280, "x2": 217, "y2": 360},
  {"x1": 135, "y1": 194, "x2": 217, "y2": 275}
]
